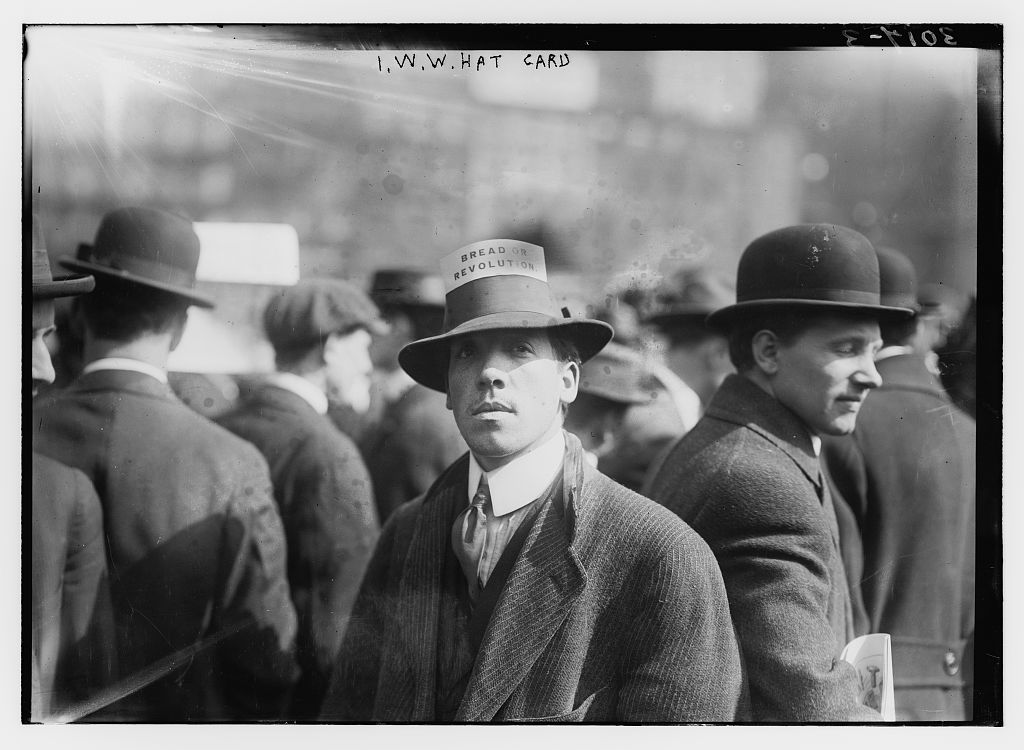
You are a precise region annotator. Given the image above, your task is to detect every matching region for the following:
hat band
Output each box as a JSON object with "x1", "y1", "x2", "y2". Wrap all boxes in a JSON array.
[
  {"x1": 737, "y1": 287, "x2": 881, "y2": 306},
  {"x1": 444, "y1": 275, "x2": 559, "y2": 331},
  {"x1": 90, "y1": 251, "x2": 198, "y2": 290}
]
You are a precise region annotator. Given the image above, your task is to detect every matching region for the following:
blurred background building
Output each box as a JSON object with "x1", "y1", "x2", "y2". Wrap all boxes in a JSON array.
[{"x1": 24, "y1": 26, "x2": 985, "y2": 373}]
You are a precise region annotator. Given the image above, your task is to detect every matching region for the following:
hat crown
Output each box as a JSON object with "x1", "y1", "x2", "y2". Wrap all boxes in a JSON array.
[
  {"x1": 89, "y1": 206, "x2": 200, "y2": 273},
  {"x1": 263, "y1": 278, "x2": 383, "y2": 351},
  {"x1": 875, "y1": 246, "x2": 920, "y2": 311},
  {"x1": 370, "y1": 268, "x2": 446, "y2": 309},
  {"x1": 32, "y1": 223, "x2": 53, "y2": 287},
  {"x1": 736, "y1": 223, "x2": 881, "y2": 306}
]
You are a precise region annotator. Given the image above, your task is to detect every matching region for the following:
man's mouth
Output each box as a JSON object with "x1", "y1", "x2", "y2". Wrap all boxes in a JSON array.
[{"x1": 472, "y1": 401, "x2": 513, "y2": 416}]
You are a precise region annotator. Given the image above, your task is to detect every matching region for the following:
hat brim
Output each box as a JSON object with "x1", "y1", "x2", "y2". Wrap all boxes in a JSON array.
[
  {"x1": 32, "y1": 273, "x2": 96, "y2": 300},
  {"x1": 398, "y1": 312, "x2": 614, "y2": 393},
  {"x1": 60, "y1": 258, "x2": 215, "y2": 309},
  {"x1": 706, "y1": 298, "x2": 916, "y2": 331}
]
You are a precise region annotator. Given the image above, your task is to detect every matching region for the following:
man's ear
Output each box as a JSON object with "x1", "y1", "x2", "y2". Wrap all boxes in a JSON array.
[
  {"x1": 559, "y1": 360, "x2": 580, "y2": 406},
  {"x1": 167, "y1": 308, "x2": 189, "y2": 352},
  {"x1": 750, "y1": 329, "x2": 781, "y2": 376}
]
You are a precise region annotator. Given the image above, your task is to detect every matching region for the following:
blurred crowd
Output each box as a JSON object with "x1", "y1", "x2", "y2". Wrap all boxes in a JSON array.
[{"x1": 30, "y1": 206, "x2": 978, "y2": 723}]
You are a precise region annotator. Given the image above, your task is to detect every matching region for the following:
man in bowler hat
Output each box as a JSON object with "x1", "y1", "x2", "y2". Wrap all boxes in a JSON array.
[
  {"x1": 33, "y1": 206, "x2": 299, "y2": 720},
  {"x1": 30, "y1": 220, "x2": 117, "y2": 721},
  {"x1": 647, "y1": 224, "x2": 913, "y2": 722},
  {"x1": 216, "y1": 278, "x2": 383, "y2": 719},
  {"x1": 823, "y1": 247, "x2": 976, "y2": 720},
  {"x1": 360, "y1": 268, "x2": 467, "y2": 522},
  {"x1": 320, "y1": 239, "x2": 744, "y2": 722}
]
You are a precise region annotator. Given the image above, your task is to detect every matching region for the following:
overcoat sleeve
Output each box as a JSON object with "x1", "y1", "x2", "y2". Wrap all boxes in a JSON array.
[
  {"x1": 698, "y1": 461, "x2": 879, "y2": 721},
  {"x1": 215, "y1": 446, "x2": 301, "y2": 716},
  {"x1": 617, "y1": 517, "x2": 746, "y2": 721}
]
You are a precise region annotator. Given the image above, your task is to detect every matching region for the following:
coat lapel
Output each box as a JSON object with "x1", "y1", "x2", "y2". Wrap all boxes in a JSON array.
[
  {"x1": 374, "y1": 460, "x2": 466, "y2": 721},
  {"x1": 455, "y1": 435, "x2": 588, "y2": 721}
]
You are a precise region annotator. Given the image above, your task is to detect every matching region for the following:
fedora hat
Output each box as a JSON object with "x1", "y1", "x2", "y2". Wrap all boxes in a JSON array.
[
  {"x1": 369, "y1": 268, "x2": 446, "y2": 310},
  {"x1": 645, "y1": 267, "x2": 736, "y2": 327},
  {"x1": 32, "y1": 218, "x2": 94, "y2": 300},
  {"x1": 61, "y1": 206, "x2": 214, "y2": 308},
  {"x1": 398, "y1": 239, "x2": 613, "y2": 392},
  {"x1": 706, "y1": 223, "x2": 914, "y2": 329},
  {"x1": 578, "y1": 342, "x2": 650, "y2": 405}
]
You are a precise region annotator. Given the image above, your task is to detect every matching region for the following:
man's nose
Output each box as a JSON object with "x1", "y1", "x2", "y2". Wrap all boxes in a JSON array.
[
  {"x1": 32, "y1": 337, "x2": 56, "y2": 386},
  {"x1": 853, "y1": 354, "x2": 883, "y2": 389},
  {"x1": 477, "y1": 356, "x2": 508, "y2": 389}
]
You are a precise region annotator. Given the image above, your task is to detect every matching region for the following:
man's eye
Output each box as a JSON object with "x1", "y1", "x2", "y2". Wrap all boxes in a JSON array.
[{"x1": 454, "y1": 344, "x2": 475, "y2": 359}]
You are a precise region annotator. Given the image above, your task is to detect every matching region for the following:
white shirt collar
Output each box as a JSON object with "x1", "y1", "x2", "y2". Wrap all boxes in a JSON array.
[
  {"x1": 810, "y1": 434, "x2": 822, "y2": 457},
  {"x1": 82, "y1": 357, "x2": 168, "y2": 384},
  {"x1": 875, "y1": 345, "x2": 914, "y2": 362},
  {"x1": 266, "y1": 372, "x2": 329, "y2": 415},
  {"x1": 467, "y1": 429, "x2": 566, "y2": 517}
]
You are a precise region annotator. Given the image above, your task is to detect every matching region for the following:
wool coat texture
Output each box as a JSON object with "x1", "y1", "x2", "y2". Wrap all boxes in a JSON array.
[
  {"x1": 320, "y1": 432, "x2": 745, "y2": 723},
  {"x1": 823, "y1": 354, "x2": 976, "y2": 720},
  {"x1": 31, "y1": 453, "x2": 118, "y2": 721},
  {"x1": 216, "y1": 383, "x2": 381, "y2": 718},
  {"x1": 360, "y1": 382, "x2": 467, "y2": 523},
  {"x1": 33, "y1": 369, "x2": 299, "y2": 721},
  {"x1": 647, "y1": 374, "x2": 880, "y2": 722}
]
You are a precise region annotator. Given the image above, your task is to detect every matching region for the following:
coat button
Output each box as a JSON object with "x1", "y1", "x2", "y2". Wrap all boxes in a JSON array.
[{"x1": 943, "y1": 650, "x2": 960, "y2": 676}]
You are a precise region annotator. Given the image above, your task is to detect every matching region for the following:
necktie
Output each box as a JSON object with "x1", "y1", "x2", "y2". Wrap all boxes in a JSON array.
[{"x1": 452, "y1": 476, "x2": 490, "y2": 601}]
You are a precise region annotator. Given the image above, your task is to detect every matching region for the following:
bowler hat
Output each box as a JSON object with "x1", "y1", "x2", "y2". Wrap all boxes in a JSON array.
[
  {"x1": 398, "y1": 239, "x2": 613, "y2": 393},
  {"x1": 875, "y1": 246, "x2": 921, "y2": 313},
  {"x1": 645, "y1": 267, "x2": 735, "y2": 326},
  {"x1": 32, "y1": 218, "x2": 94, "y2": 300},
  {"x1": 263, "y1": 278, "x2": 387, "y2": 354},
  {"x1": 578, "y1": 342, "x2": 649, "y2": 404},
  {"x1": 706, "y1": 223, "x2": 914, "y2": 329},
  {"x1": 61, "y1": 206, "x2": 214, "y2": 308},
  {"x1": 369, "y1": 268, "x2": 446, "y2": 310}
]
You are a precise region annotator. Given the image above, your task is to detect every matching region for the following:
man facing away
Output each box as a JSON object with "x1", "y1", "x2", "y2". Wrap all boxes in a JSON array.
[
  {"x1": 216, "y1": 278, "x2": 383, "y2": 719},
  {"x1": 823, "y1": 247, "x2": 976, "y2": 720},
  {"x1": 319, "y1": 239, "x2": 744, "y2": 722},
  {"x1": 29, "y1": 220, "x2": 116, "y2": 721},
  {"x1": 33, "y1": 206, "x2": 299, "y2": 720},
  {"x1": 360, "y1": 268, "x2": 467, "y2": 523},
  {"x1": 647, "y1": 224, "x2": 914, "y2": 722}
]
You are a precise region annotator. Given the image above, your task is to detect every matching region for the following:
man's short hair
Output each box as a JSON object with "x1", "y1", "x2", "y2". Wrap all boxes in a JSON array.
[
  {"x1": 726, "y1": 308, "x2": 878, "y2": 372},
  {"x1": 78, "y1": 276, "x2": 189, "y2": 342},
  {"x1": 880, "y1": 316, "x2": 919, "y2": 348},
  {"x1": 380, "y1": 303, "x2": 446, "y2": 343}
]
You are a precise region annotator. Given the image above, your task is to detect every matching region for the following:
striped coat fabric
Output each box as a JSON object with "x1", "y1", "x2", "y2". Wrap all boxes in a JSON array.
[{"x1": 321, "y1": 432, "x2": 744, "y2": 722}]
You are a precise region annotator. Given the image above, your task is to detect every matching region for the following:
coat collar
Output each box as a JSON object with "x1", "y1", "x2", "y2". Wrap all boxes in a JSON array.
[
  {"x1": 71, "y1": 367, "x2": 177, "y2": 401},
  {"x1": 706, "y1": 374, "x2": 823, "y2": 488},
  {"x1": 873, "y1": 353, "x2": 947, "y2": 398},
  {"x1": 243, "y1": 380, "x2": 325, "y2": 419}
]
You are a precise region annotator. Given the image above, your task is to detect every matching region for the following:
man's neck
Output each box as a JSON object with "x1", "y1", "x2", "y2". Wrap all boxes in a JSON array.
[
  {"x1": 84, "y1": 336, "x2": 173, "y2": 371},
  {"x1": 742, "y1": 369, "x2": 820, "y2": 449}
]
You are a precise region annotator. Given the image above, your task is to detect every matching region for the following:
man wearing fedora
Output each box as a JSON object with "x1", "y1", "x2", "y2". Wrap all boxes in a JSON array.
[
  {"x1": 319, "y1": 240, "x2": 744, "y2": 722},
  {"x1": 823, "y1": 247, "x2": 976, "y2": 721},
  {"x1": 216, "y1": 278, "x2": 383, "y2": 719},
  {"x1": 647, "y1": 224, "x2": 913, "y2": 722},
  {"x1": 360, "y1": 268, "x2": 467, "y2": 522},
  {"x1": 30, "y1": 221, "x2": 116, "y2": 721},
  {"x1": 33, "y1": 206, "x2": 299, "y2": 720}
]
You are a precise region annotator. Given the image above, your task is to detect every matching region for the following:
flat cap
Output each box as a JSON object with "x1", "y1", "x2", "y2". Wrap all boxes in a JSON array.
[
  {"x1": 263, "y1": 278, "x2": 386, "y2": 353},
  {"x1": 578, "y1": 342, "x2": 650, "y2": 405}
]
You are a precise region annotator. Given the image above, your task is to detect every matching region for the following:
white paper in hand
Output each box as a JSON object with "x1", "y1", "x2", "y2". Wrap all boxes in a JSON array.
[{"x1": 840, "y1": 633, "x2": 895, "y2": 721}]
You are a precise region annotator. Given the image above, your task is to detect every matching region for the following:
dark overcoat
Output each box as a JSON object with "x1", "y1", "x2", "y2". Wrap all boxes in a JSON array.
[
  {"x1": 360, "y1": 383, "x2": 467, "y2": 523},
  {"x1": 31, "y1": 453, "x2": 117, "y2": 720},
  {"x1": 216, "y1": 383, "x2": 381, "y2": 718},
  {"x1": 647, "y1": 374, "x2": 878, "y2": 722},
  {"x1": 823, "y1": 354, "x2": 976, "y2": 720},
  {"x1": 320, "y1": 432, "x2": 744, "y2": 723},
  {"x1": 33, "y1": 369, "x2": 299, "y2": 720}
]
